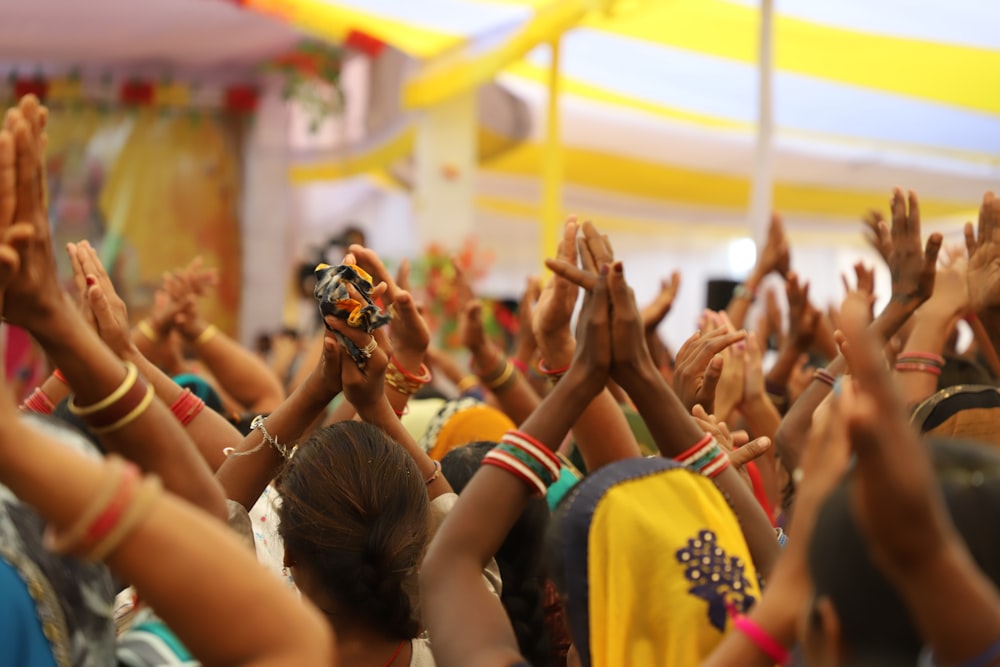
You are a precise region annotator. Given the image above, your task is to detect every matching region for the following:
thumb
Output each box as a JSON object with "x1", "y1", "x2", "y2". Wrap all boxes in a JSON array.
[
  {"x1": 86, "y1": 282, "x2": 115, "y2": 330},
  {"x1": 700, "y1": 355, "x2": 725, "y2": 406},
  {"x1": 728, "y1": 437, "x2": 772, "y2": 468}
]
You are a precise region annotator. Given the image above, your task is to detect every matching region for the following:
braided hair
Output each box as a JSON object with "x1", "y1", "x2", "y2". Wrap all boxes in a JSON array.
[{"x1": 275, "y1": 421, "x2": 429, "y2": 639}]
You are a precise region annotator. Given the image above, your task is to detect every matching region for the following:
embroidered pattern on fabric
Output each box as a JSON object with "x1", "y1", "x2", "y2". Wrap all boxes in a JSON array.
[{"x1": 676, "y1": 529, "x2": 755, "y2": 631}]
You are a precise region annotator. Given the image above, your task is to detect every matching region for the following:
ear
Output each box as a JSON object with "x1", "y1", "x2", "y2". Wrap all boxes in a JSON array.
[
  {"x1": 282, "y1": 548, "x2": 296, "y2": 569},
  {"x1": 815, "y1": 595, "x2": 843, "y2": 664}
]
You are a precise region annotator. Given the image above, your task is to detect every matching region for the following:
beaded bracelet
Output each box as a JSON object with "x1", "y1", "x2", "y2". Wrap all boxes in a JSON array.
[
  {"x1": 674, "y1": 435, "x2": 730, "y2": 479},
  {"x1": 20, "y1": 387, "x2": 55, "y2": 415},
  {"x1": 897, "y1": 351, "x2": 945, "y2": 366},
  {"x1": 169, "y1": 389, "x2": 206, "y2": 427},
  {"x1": 511, "y1": 358, "x2": 529, "y2": 375},
  {"x1": 386, "y1": 357, "x2": 432, "y2": 396}
]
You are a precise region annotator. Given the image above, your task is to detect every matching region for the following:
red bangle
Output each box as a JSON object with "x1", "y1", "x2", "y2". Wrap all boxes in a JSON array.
[
  {"x1": 896, "y1": 351, "x2": 944, "y2": 366},
  {"x1": 511, "y1": 358, "x2": 529, "y2": 374},
  {"x1": 20, "y1": 387, "x2": 56, "y2": 415},
  {"x1": 732, "y1": 614, "x2": 789, "y2": 665},
  {"x1": 53, "y1": 369, "x2": 68, "y2": 385},
  {"x1": 537, "y1": 359, "x2": 570, "y2": 377},
  {"x1": 894, "y1": 362, "x2": 942, "y2": 376},
  {"x1": 390, "y1": 357, "x2": 432, "y2": 384},
  {"x1": 77, "y1": 464, "x2": 141, "y2": 556},
  {"x1": 812, "y1": 369, "x2": 837, "y2": 387},
  {"x1": 169, "y1": 389, "x2": 206, "y2": 426},
  {"x1": 504, "y1": 430, "x2": 561, "y2": 475},
  {"x1": 672, "y1": 434, "x2": 713, "y2": 463}
]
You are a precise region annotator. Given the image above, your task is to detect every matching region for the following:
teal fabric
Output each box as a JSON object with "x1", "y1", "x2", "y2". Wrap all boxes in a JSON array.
[
  {"x1": 547, "y1": 464, "x2": 582, "y2": 511},
  {"x1": 0, "y1": 557, "x2": 58, "y2": 667}
]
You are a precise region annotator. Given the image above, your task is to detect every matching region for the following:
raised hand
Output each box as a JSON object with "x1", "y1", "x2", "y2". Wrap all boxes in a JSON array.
[
  {"x1": 862, "y1": 210, "x2": 892, "y2": 264},
  {"x1": 924, "y1": 246, "x2": 970, "y2": 321},
  {"x1": 691, "y1": 404, "x2": 771, "y2": 490},
  {"x1": 672, "y1": 326, "x2": 746, "y2": 414},
  {"x1": 965, "y1": 192, "x2": 1000, "y2": 314},
  {"x1": 567, "y1": 263, "x2": 612, "y2": 398},
  {"x1": 641, "y1": 271, "x2": 680, "y2": 333},
  {"x1": 786, "y1": 272, "x2": 821, "y2": 351},
  {"x1": 327, "y1": 315, "x2": 391, "y2": 412},
  {"x1": 605, "y1": 261, "x2": 657, "y2": 380},
  {"x1": 887, "y1": 188, "x2": 942, "y2": 308},
  {"x1": 67, "y1": 241, "x2": 134, "y2": 357},
  {"x1": 758, "y1": 214, "x2": 791, "y2": 278},
  {"x1": 533, "y1": 220, "x2": 581, "y2": 346},
  {"x1": 458, "y1": 300, "x2": 489, "y2": 354},
  {"x1": 2, "y1": 96, "x2": 63, "y2": 329}
]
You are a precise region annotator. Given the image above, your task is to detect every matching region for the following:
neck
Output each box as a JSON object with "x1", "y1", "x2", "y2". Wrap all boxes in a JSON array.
[{"x1": 326, "y1": 619, "x2": 410, "y2": 667}]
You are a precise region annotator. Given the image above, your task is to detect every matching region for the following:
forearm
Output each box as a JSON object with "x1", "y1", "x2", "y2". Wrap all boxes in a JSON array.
[
  {"x1": 186, "y1": 321, "x2": 286, "y2": 413},
  {"x1": 741, "y1": 397, "x2": 782, "y2": 511},
  {"x1": 897, "y1": 310, "x2": 954, "y2": 406},
  {"x1": 812, "y1": 316, "x2": 839, "y2": 360},
  {"x1": 726, "y1": 270, "x2": 764, "y2": 330},
  {"x1": 125, "y1": 348, "x2": 240, "y2": 471},
  {"x1": 33, "y1": 310, "x2": 227, "y2": 520},
  {"x1": 357, "y1": 397, "x2": 453, "y2": 499},
  {"x1": 765, "y1": 344, "x2": 803, "y2": 388},
  {"x1": 216, "y1": 371, "x2": 336, "y2": 509},
  {"x1": 571, "y1": 389, "x2": 642, "y2": 470},
  {"x1": 0, "y1": 419, "x2": 333, "y2": 665},
  {"x1": 470, "y1": 344, "x2": 540, "y2": 425}
]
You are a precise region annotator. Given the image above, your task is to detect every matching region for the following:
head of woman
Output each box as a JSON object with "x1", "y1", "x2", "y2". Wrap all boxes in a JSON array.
[
  {"x1": 442, "y1": 442, "x2": 554, "y2": 666},
  {"x1": 275, "y1": 421, "x2": 430, "y2": 640},
  {"x1": 804, "y1": 439, "x2": 1000, "y2": 667}
]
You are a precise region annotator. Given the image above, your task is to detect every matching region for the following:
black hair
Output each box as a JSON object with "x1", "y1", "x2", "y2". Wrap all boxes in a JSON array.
[
  {"x1": 441, "y1": 442, "x2": 554, "y2": 667},
  {"x1": 809, "y1": 438, "x2": 1000, "y2": 662}
]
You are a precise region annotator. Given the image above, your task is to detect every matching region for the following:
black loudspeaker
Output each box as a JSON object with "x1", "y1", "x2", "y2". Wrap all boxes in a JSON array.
[{"x1": 706, "y1": 279, "x2": 739, "y2": 312}]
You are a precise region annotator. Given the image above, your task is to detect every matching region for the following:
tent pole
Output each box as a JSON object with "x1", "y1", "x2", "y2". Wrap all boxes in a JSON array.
[
  {"x1": 748, "y1": 0, "x2": 774, "y2": 249},
  {"x1": 541, "y1": 38, "x2": 563, "y2": 269}
]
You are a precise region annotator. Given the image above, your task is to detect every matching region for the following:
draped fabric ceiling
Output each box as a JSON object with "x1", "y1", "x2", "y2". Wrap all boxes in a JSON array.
[{"x1": 249, "y1": 0, "x2": 1000, "y2": 239}]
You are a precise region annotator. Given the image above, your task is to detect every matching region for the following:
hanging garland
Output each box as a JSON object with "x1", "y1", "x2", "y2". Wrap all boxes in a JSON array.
[{"x1": 269, "y1": 40, "x2": 345, "y2": 132}]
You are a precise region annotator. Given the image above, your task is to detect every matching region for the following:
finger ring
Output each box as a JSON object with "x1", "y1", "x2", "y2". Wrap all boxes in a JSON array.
[{"x1": 360, "y1": 337, "x2": 378, "y2": 358}]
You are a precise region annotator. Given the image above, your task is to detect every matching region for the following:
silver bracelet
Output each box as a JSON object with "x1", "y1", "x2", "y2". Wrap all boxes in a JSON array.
[{"x1": 222, "y1": 415, "x2": 292, "y2": 459}]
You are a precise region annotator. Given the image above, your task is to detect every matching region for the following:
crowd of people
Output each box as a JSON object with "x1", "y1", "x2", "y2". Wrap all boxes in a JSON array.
[{"x1": 3, "y1": 91, "x2": 1000, "y2": 667}]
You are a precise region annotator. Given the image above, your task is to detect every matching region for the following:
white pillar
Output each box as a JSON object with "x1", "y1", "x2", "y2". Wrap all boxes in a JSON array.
[
  {"x1": 413, "y1": 90, "x2": 477, "y2": 248},
  {"x1": 748, "y1": 0, "x2": 775, "y2": 248}
]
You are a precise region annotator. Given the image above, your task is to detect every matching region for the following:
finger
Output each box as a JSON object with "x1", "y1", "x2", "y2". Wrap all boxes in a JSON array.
[
  {"x1": 986, "y1": 193, "x2": 1000, "y2": 243},
  {"x1": 576, "y1": 234, "x2": 597, "y2": 275},
  {"x1": 890, "y1": 187, "x2": 906, "y2": 237},
  {"x1": 82, "y1": 241, "x2": 114, "y2": 294},
  {"x1": 396, "y1": 258, "x2": 412, "y2": 292},
  {"x1": 730, "y1": 429, "x2": 750, "y2": 448},
  {"x1": 348, "y1": 245, "x2": 397, "y2": 301},
  {"x1": 325, "y1": 314, "x2": 377, "y2": 350},
  {"x1": 924, "y1": 232, "x2": 943, "y2": 270},
  {"x1": 907, "y1": 189, "x2": 921, "y2": 237},
  {"x1": 581, "y1": 220, "x2": 610, "y2": 266},
  {"x1": 701, "y1": 329, "x2": 747, "y2": 356},
  {"x1": 392, "y1": 290, "x2": 424, "y2": 327},
  {"x1": 699, "y1": 355, "x2": 725, "y2": 409},
  {"x1": 692, "y1": 404, "x2": 709, "y2": 420},
  {"x1": 607, "y1": 261, "x2": 634, "y2": 318},
  {"x1": 87, "y1": 283, "x2": 117, "y2": 330},
  {"x1": 728, "y1": 437, "x2": 772, "y2": 468},
  {"x1": 0, "y1": 131, "x2": 14, "y2": 229},
  {"x1": 560, "y1": 218, "x2": 578, "y2": 265},
  {"x1": 12, "y1": 116, "x2": 39, "y2": 224},
  {"x1": 545, "y1": 257, "x2": 596, "y2": 290},
  {"x1": 0, "y1": 243, "x2": 20, "y2": 287},
  {"x1": 66, "y1": 243, "x2": 89, "y2": 302}
]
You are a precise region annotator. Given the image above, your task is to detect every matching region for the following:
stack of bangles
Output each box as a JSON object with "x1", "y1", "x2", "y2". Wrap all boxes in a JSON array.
[
  {"x1": 474, "y1": 355, "x2": 518, "y2": 393},
  {"x1": 169, "y1": 389, "x2": 206, "y2": 427},
  {"x1": 730, "y1": 611, "x2": 789, "y2": 666},
  {"x1": 68, "y1": 363, "x2": 155, "y2": 435},
  {"x1": 673, "y1": 434, "x2": 730, "y2": 479},
  {"x1": 482, "y1": 430, "x2": 561, "y2": 496},
  {"x1": 43, "y1": 455, "x2": 162, "y2": 562},
  {"x1": 895, "y1": 352, "x2": 944, "y2": 377},
  {"x1": 19, "y1": 369, "x2": 69, "y2": 415},
  {"x1": 812, "y1": 368, "x2": 837, "y2": 388},
  {"x1": 386, "y1": 356, "x2": 433, "y2": 397},
  {"x1": 536, "y1": 359, "x2": 569, "y2": 386}
]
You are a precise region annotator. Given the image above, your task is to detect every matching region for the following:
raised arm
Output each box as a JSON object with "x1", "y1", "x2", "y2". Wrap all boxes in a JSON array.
[{"x1": 727, "y1": 214, "x2": 789, "y2": 330}]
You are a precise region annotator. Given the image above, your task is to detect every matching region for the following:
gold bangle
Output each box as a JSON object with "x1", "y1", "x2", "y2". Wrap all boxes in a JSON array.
[
  {"x1": 69, "y1": 362, "x2": 138, "y2": 416},
  {"x1": 485, "y1": 361, "x2": 515, "y2": 390},
  {"x1": 136, "y1": 319, "x2": 158, "y2": 342},
  {"x1": 91, "y1": 384, "x2": 155, "y2": 435},
  {"x1": 43, "y1": 456, "x2": 127, "y2": 553},
  {"x1": 195, "y1": 324, "x2": 218, "y2": 346},
  {"x1": 87, "y1": 475, "x2": 163, "y2": 562},
  {"x1": 457, "y1": 375, "x2": 480, "y2": 393}
]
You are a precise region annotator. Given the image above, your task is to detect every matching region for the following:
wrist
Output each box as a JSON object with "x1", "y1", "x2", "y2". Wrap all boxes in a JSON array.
[
  {"x1": 392, "y1": 348, "x2": 426, "y2": 375},
  {"x1": 537, "y1": 334, "x2": 575, "y2": 370},
  {"x1": 304, "y1": 368, "x2": 340, "y2": 406},
  {"x1": 178, "y1": 317, "x2": 210, "y2": 341}
]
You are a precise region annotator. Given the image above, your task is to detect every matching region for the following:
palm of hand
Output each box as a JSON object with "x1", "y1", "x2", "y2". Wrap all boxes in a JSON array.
[
  {"x1": 533, "y1": 279, "x2": 576, "y2": 341},
  {"x1": 967, "y1": 243, "x2": 1000, "y2": 313}
]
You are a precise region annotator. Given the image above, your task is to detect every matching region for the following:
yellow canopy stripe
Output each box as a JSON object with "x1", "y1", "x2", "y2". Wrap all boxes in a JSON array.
[
  {"x1": 588, "y1": 0, "x2": 1000, "y2": 116},
  {"x1": 243, "y1": 0, "x2": 461, "y2": 58},
  {"x1": 403, "y1": 0, "x2": 589, "y2": 108},
  {"x1": 484, "y1": 141, "x2": 973, "y2": 219}
]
